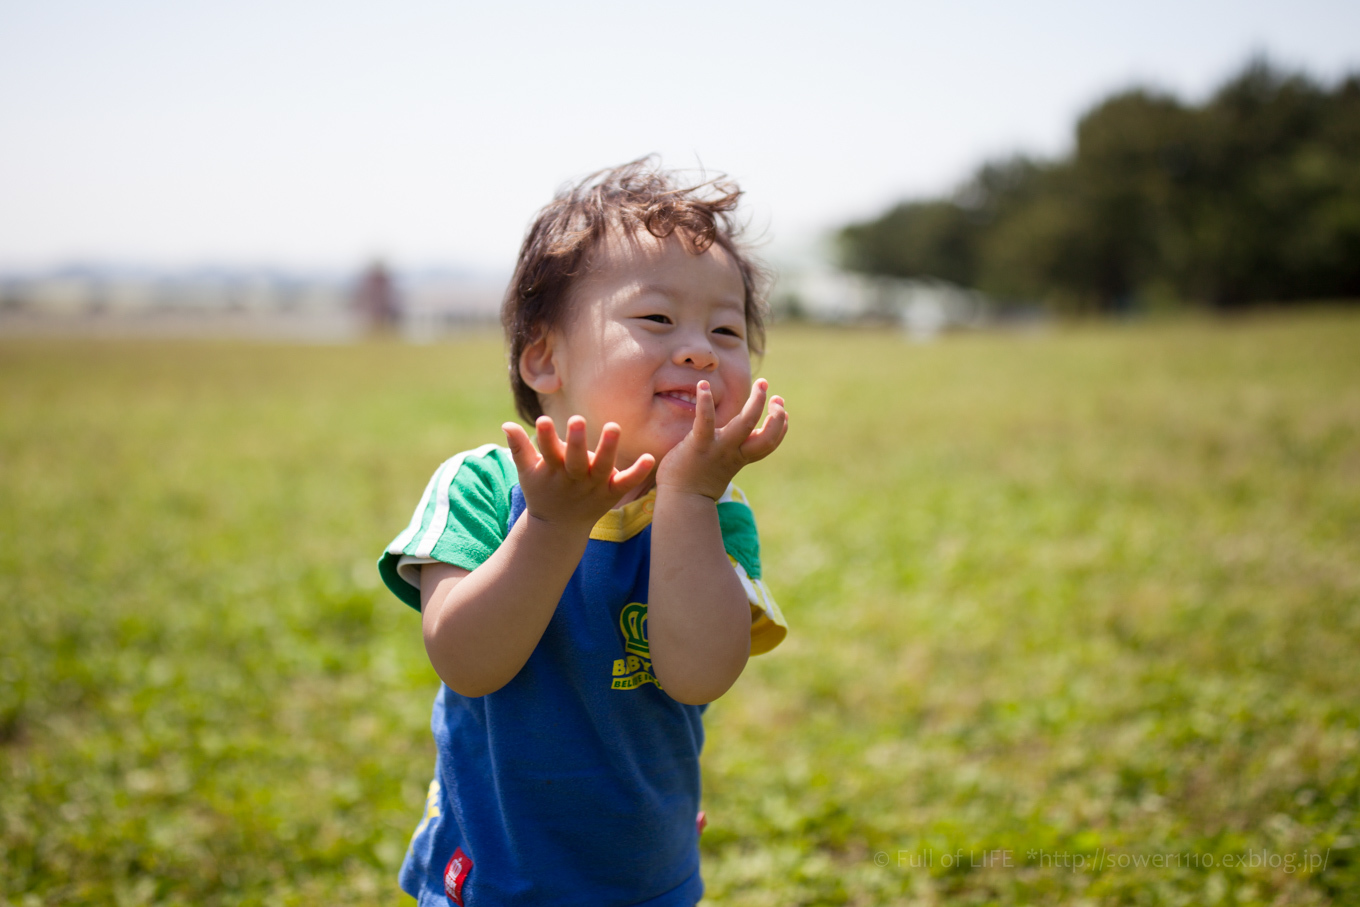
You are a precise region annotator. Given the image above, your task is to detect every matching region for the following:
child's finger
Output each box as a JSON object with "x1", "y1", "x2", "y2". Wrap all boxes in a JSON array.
[
  {"x1": 757, "y1": 395, "x2": 787, "y2": 436},
  {"x1": 740, "y1": 397, "x2": 788, "y2": 462},
  {"x1": 563, "y1": 415, "x2": 590, "y2": 479},
  {"x1": 610, "y1": 453, "x2": 655, "y2": 495},
  {"x1": 593, "y1": 422, "x2": 622, "y2": 477},
  {"x1": 535, "y1": 416, "x2": 566, "y2": 470},
  {"x1": 693, "y1": 380, "x2": 717, "y2": 442},
  {"x1": 725, "y1": 378, "x2": 769, "y2": 443},
  {"x1": 502, "y1": 422, "x2": 541, "y2": 475}
]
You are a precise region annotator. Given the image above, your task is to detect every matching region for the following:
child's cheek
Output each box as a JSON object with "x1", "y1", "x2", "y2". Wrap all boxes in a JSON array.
[
  {"x1": 717, "y1": 396, "x2": 742, "y2": 429},
  {"x1": 727, "y1": 378, "x2": 754, "y2": 426}
]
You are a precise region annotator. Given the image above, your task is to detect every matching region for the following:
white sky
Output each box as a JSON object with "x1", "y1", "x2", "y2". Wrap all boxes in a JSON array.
[{"x1": 2, "y1": 0, "x2": 1358, "y2": 272}]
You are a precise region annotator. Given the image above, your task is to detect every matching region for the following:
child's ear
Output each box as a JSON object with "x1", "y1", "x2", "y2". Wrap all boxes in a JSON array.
[{"x1": 519, "y1": 331, "x2": 562, "y2": 396}]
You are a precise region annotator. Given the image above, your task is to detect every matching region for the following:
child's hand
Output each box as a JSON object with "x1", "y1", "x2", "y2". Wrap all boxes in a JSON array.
[
  {"x1": 655, "y1": 378, "x2": 788, "y2": 500},
  {"x1": 503, "y1": 416, "x2": 655, "y2": 532}
]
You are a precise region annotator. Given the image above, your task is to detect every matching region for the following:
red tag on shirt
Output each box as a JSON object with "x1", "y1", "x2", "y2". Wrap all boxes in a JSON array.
[{"x1": 444, "y1": 847, "x2": 472, "y2": 905}]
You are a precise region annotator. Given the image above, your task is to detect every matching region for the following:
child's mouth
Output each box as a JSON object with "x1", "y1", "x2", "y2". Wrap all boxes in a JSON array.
[{"x1": 656, "y1": 391, "x2": 698, "y2": 410}]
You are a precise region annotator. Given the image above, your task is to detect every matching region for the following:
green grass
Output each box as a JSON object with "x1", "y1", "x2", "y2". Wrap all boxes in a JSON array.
[{"x1": 2, "y1": 311, "x2": 1358, "y2": 905}]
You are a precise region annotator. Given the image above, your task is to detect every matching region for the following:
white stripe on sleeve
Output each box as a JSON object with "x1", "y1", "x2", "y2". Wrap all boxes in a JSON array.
[
  {"x1": 412, "y1": 443, "x2": 500, "y2": 559},
  {"x1": 716, "y1": 483, "x2": 749, "y2": 506},
  {"x1": 388, "y1": 461, "x2": 447, "y2": 556}
]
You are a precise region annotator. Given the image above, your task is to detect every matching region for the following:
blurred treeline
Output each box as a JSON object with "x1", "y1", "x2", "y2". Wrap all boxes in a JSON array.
[{"x1": 838, "y1": 60, "x2": 1360, "y2": 312}]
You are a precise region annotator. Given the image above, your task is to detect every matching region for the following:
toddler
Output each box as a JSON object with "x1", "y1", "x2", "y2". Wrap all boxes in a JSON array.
[{"x1": 378, "y1": 158, "x2": 789, "y2": 906}]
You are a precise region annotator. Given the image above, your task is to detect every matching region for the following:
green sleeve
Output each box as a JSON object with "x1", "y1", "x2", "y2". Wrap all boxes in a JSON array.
[
  {"x1": 377, "y1": 444, "x2": 518, "y2": 610},
  {"x1": 717, "y1": 496, "x2": 762, "y2": 580},
  {"x1": 717, "y1": 485, "x2": 787, "y2": 655}
]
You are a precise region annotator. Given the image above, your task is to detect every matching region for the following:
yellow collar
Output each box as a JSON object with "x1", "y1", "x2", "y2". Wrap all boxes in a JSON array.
[{"x1": 590, "y1": 489, "x2": 656, "y2": 542}]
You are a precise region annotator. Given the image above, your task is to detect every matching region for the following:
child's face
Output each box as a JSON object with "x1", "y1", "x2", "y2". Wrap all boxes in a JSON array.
[{"x1": 527, "y1": 229, "x2": 753, "y2": 469}]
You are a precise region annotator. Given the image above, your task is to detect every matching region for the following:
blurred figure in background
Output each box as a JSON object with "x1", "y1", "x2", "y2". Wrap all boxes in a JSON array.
[{"x1": 354, "y1": 260, "x2": 402, "y2": 333}]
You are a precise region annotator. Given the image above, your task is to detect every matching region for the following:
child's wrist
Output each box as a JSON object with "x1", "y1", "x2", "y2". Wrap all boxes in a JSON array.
[
  {"x1": 654, "y1": 481, "x2": 724, "y2": 504},
  {"x1": 520, "y1": 508, "x2": 597, "y2": 547},
  {"x1": 655, "y1": 460, "x2": 733, "y2": 502}
]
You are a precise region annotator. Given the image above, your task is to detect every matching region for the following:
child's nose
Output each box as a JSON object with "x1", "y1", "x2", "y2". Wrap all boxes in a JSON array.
[{"x1": 674, "y1": 336, "x2": 717, "y2": 370}]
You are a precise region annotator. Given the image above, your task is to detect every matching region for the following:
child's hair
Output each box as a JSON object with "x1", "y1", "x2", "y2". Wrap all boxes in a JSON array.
[{"x1": 502, "y1": 156, "x2": 769, "y2": 422}]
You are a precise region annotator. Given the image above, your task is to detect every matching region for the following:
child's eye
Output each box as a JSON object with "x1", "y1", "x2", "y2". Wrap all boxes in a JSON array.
[
  {"x1": 713, "y1": 326, "x2": 742, "y2": 338},
  {"x1": 642, "y1": 315, "x2": 672, "y2": 325}
]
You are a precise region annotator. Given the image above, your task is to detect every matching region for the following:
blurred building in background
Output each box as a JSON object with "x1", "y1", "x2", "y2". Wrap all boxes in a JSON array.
[
  {"x1": 0, "y1": 260, "x2": 1015, "y2": 342},
  {"x1": 398, "y1": 269, "x2": 505, "y2": 342},
  {"x1": 353, "y1": 261, "x2": 402, "y2": 334},
  {"x1": 0, "y1": 263, "x2": 507, "y2": 342},
  {"x1": 773, "y1": 267, "x2": 1004, "y2": 340}
]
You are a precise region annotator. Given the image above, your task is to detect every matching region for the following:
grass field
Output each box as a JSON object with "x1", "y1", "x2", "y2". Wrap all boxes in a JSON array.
[{"x1": 2, "y1": 311, "x2": 1358, "y2": 906}]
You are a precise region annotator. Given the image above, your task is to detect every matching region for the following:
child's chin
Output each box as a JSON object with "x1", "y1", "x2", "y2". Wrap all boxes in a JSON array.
[{"x1": 637, "y1": 433, "x2": 686, "y2": 465}]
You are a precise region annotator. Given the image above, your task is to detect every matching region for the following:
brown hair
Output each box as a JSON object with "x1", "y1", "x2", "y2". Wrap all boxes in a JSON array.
[{"x1": 501, "y1": 156, "x2": 769, "y2": 422}]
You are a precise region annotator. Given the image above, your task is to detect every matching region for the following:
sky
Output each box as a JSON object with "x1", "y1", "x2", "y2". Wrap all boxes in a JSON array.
[{"x1": 2, "y1": 0, "x2": 1358, "y2": 273}]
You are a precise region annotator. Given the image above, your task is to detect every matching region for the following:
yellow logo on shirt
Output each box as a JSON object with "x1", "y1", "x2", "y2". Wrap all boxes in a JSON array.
[
  {"x1": 413, "y1": 778, "x2": 441, "y2": 838},
  {"x1": 612, "y1": 602, "x2": 660, "y2": 689},
  {"x1": 619, "y1": 602, "x2": 649, "y2": 656}
]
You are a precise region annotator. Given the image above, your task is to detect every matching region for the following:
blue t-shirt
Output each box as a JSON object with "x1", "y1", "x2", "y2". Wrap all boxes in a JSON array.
[{"x1": 378, "y1": 445, "x2": 786, "y2": 906}]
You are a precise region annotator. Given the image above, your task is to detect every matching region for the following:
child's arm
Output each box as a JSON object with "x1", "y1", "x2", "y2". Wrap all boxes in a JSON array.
[
  {"x1": 649, "y1": 379, "x2": 788, "y2": 704},
  {"x1": 420, "y1": 417, "x2": 653, "y2": 697}
]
